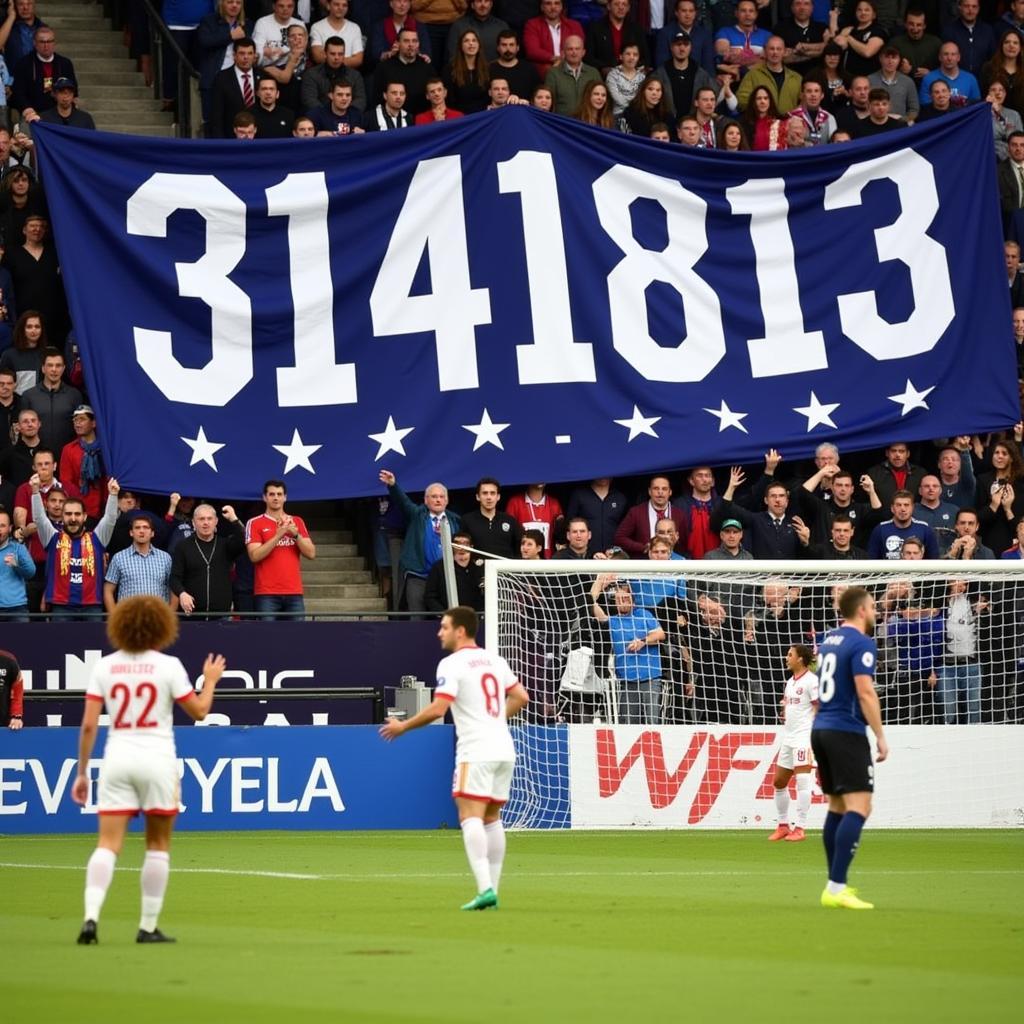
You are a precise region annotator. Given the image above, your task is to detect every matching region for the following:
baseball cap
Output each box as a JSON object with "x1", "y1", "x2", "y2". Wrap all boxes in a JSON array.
[
  {"x1": 720, "y1": 518, "x2": 743, "y2": 530},
  {"x1": 53, "y1": 77, "x2": 76, "y2": 91},
  {"x1": 72, "y1": 404, "x2": 94, "y2": 417},
  {"x1": 671, "y1": 30, "x2": 692, "y2": 43}
]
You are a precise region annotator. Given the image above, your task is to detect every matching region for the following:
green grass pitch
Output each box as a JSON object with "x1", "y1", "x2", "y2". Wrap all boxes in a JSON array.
[{"x1": 2, "y1": 829, "x2": 1021, "y2": 1023}]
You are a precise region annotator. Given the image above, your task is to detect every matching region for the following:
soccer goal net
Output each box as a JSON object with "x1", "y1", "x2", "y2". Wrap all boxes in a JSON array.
[{"x1": 485, "y1": 559, "x2": 1024, "y2": 829}]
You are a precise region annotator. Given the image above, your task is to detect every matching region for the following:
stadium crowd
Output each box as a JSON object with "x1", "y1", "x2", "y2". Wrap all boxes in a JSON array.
[{"x1": 0, "y1": 2, "x2": 1022, "y2": 728}]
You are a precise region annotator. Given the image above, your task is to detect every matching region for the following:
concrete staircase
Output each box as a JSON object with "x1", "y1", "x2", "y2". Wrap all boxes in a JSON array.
[
  {"x1": 292, "y1": 509, "x2": 388, "y2": 616},
  {"x1": 42, "y1": 1, "x2": 176, "y2": 137}
]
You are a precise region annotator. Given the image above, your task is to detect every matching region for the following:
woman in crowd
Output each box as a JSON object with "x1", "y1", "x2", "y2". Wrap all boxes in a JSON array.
[
  {"x1": 0, "y1": 309, "x2": 45, "y2": 393},
  {"x1": 605, "y1": 43, "x2": 646, "y2": 118},
  {"x1": 742, "y1": 85, "x2": 788, "y2": 151},
  {"x1": 196, "y1": 0, "x2": 246, "y2": 122},
  {"x1": 444, "y1": 29, "x2": 490, "y2": 114},
  {"x1": 573, "y1": 80, "x2": 615, "y2": 127},
  {"x1": 717, "y1": 119, "x2": 749, "y2": 150},
  {"x1": 622, "y1": 75, "x2": 670, "y2": 135},
  {"x1": 818, "y1": 40, "x2": 851, "y2": 114},
  {"x1": 988, "y1": 78, "x2": 1023, "y2": 162},
  {"x1": 981, "y1": 31, "x2": 1024, "y2": 112},
  {"x1": 978, "y1": 439, "x2": 1024, "y2": 554},
  {"x1": 0, "y1": 165, "x2": 41, "y2": 249},
  {"x1": 532, "y1": 84, "x2": 554, "y2": 110},
  {"x1": 831, "y1": 0, "x2": 885, "y2": 77}
]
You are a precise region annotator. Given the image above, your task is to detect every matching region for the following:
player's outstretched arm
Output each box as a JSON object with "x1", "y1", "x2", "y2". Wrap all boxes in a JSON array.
[
  {"x1": 855, "y1": 673, "x2": 889, "y2": 762},
  {"x1": 380, "y1": 696, "x2": 449, "y2": 741},
  {"x1": 179, "y1": 654, "x2": 227, "y2": 722},
  {"x1": 506, "y1": 683, "x2": 529, "y2": 719},
  {"x1": 71, "y1": 698, "x2": 103, "y2": 805}
]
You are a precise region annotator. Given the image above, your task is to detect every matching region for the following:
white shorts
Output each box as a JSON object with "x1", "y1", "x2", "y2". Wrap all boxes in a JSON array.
[
  {"x1": 777, "y1": 741, "x2": 815, "y2": 771},
  {"x1": 97, "y1": 751, "x2": 180, "y2": 816},
  {"x1": 452, "y1": 761, "x2": 515, "y2": 804}
]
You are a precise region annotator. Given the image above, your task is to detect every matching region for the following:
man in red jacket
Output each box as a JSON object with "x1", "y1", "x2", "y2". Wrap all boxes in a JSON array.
[{"x1": 59, "y1": 405, "x2": 107, "y2": 520}]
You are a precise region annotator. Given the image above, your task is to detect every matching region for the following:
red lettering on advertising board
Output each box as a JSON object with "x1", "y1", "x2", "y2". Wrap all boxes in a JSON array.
[
  {"x1": 688, "y1": 732, "x2": 776, "y2": 824},
  {"x1": 596, "y1": 729, "x2": 705, "y2": 809}
]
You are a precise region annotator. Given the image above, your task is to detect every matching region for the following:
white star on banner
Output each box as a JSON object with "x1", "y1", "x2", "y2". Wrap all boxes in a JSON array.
[
  {"x1": 462, "y1": 408, "x2": 511, "y2": 451},
  {"x1": 888, "y1": 379, "x2": 936, "y2": 416},
  {"x1": 273, "y1": 429, "x2": 322, "y2": 475},
  {"x1": 793, "y1": 391, "x2": 840, "y2": 431},
  {"x1": 180, "y1": 426, "x2": 225, "y2": 471},
  {"x1": 614, "y1": 404, "x2": 661, "y2": 442},
  {"x1": 368, "y1": 416, "x2": 414, "y2": 461},
  {"x1": 703, "y1": 400, "x2": 749, "y2": 434}
]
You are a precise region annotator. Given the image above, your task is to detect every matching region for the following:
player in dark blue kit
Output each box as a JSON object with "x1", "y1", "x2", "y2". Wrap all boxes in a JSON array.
[{"x1": 811, "y1": 586, "x2": 890, "y2": 910}]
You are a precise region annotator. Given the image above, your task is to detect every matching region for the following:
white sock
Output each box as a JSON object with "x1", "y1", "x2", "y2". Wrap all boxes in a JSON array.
[
  {"x1": 827, "y1": 880, "x2": 846, "y2": 895},
  {"x1": 460, "y1": 818, "x2": 492, "y2": 894},
  {"x1": 139, "y1": 850, "x2": 170, "y2": 932},
  {"x1": 84, "y1": 847, "x2": 117, "y2": 922},
  {"x1": 773, "y1": 786, "x2": 790, "y2": 826},
  {"x1": 795, "y1": 774, "x2": 812, "y2": 827},
  {"x1": 484, "y1": 820, "x2": 506, "y2": 894}
]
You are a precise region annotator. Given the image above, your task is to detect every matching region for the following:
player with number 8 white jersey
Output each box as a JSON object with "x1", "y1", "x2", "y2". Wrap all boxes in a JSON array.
[{"x1": 86, "y1": 649, "x2": 195, "y2": 813}]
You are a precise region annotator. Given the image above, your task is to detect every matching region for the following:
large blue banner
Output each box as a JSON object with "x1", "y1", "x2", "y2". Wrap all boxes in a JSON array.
[{"x1": 34, "y1": 106, "x2": 1017, "y2": 500}]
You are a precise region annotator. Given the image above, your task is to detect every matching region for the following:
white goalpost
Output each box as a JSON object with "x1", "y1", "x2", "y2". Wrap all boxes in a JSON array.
[{"x1": 484, "y1": 559, "x2": 1024, "y2": 830}]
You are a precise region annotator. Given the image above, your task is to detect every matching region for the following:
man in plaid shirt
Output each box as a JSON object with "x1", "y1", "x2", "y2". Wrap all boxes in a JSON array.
[{"x1": 103, "y1": 513, "x2": 174, "y2": 612}]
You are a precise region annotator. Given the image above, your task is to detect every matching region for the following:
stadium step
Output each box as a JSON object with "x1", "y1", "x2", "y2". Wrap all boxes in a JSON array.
[
  {"x1": 91, "y1": 110, "x2": 175, "y2": 129},
  {"x1": 303, "y1": 556, "x2": 368, "y2": 572},
  {"x1": 303, "y1": 583, "x2": 383, "y2": 599},
  {"x1": 310, "y1": 543, "x2": 359, "y2": 558},
  {"x1": 304, "y1": 597, "x2": 388, "y2": 613}
]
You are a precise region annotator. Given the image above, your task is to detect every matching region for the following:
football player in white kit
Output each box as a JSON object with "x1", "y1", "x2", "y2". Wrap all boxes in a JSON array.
[
  {"x1": 380, "y1": 605, "x2": 529, "y2": 910},
  {"x1": 72, "y1": 595, "x2": 226, "y2": 944},
  {"x1": 768, "y1": 644, "x2": 819, "y2": 843}
]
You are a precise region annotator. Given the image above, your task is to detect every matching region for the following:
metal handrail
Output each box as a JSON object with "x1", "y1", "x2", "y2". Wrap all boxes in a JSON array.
[{"x1": 137, "y1": 0, "x2": 202, "y2": 137}]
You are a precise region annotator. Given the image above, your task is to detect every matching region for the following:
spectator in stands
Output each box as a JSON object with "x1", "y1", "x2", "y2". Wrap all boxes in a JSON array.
[
  {"x1": 505, "y1": 484, "x2": 563, "y2": 557},
  {"x1": 0, "y1": 311, "x2": 45, "y2": 395},
  {"x1": 520, "y1": 528, "x2": 544, "y2": 559},
  {"x1": 0, "y1": 0, "x2": 45, "y2": 74},
  {"x1": 197, "y1": 0, "x2": 248, "y2": 122},
  {"x1": 552, "y1": 515, "x2": 605, "y2": 558},
  {"x1": 774, "y1": 0, "x2": 828, "y2": 76},
  {"x1": 742, "y1": 84, "x2": 789, "y2": 149},
  {"x1": 0, "y1": 127, "x2": 32, "y2": 181},
  {"x1": 936, "y1": 439, "x2": 977, "y2": 508},
  {"x1": 104, "y1": 487, "x2": 142, "y2": 557},
  {"x1": 0, "y1": 167, "x2": 44, "y2": 273},
  {"x1": 590, "y1": 572, "x2": 666, "y2": 724},
  {"x1": 614, "y1": 475, "x2": 688, "y2": 557},
  {"x1": 584, "y1": 0, "x2": 648, "y2": 76},
  {"x1": 0, "y1": 505, "x2": 33, "y2": 621},
  {"x1": 21, "y1": 76, "x2": 94, "y2": 130},
  {"x1": 783, "y1": 75, "x2": 834, "y2": 143},
  {"x1": 374, "y1": 28, "x2": 432, "y2": 114},
  {"x1": 915, "y1": 474, "x2": 960, "y2": 552},
  {"x1": 977, "y1": 439, "x2": 1024, "y2": 555},
  {"x1": 715, "y1": 116, "x2": 745, "y2": 147},
  {"x1": 252, "y1": 75, "x2": 295, "y2": 136},
  {"x1": 445, "y1": 28, "x2": 491, "y2": 113},
  {"x1": 364, "y1": 79, "x2": 412, "y2": 127},
  {"x1": 159, "y1": 0, "x2": 208, "y2": 113},
  {"x1": 545, "y1": 33, "x2": 601, "y2": 114},
  {"x1": 566, "y1": 478, "x2": 626, "y2": 551},
  {"x1": 688, "y1": 85, "x2": 725, "y2": 146},
  {"x1": 245, "y1": 478, "x2": 315, "y2": 620},
  {"x1": 253, "y1": 0, "x2": 304, "y2": 70},
  {"x1": 919, "y1": 40, "x2": 980, "y2": 106},
  {"x1": 461, "y1": 477, "x2": 522, "y2": 557},
  {"x1": 311, "y1": 0, "x2": 365, "y2": 66},
  {"x1": 893, "y1": 7, "x2": 940, "y2": 84},
  {"x1": 945, "y1": 507, "x2": 996, "y2": 560},
  {"x1": 11, "y1": 444, "x2": 54, "y2": 607},
  {"x1": 622, "y1": 74, "x2": 671, "y2": 133},
  {"x1": 818, "y1": 40, "x2": 851, "y2": 114},
  {"x1": 737, "y1": 35, "x2": 802, "y2": 112},
  {"x1": 302, "y1": 36, "x2": 367, "y2": 112},
  {"x1": 104, "y1": 514, "x2": 174, "y2": 610},
  {"x1": 1003, "y1": 0, "x2": 1024, "y2": 40},
  {"x1": 743, "y1": 582, "x2": 809, "y2": 723},
  {"x1": 412, "y1": 0, "x2": 464, "y2": 69},
  {"x1": 849, "y1": 86, "x2": 908, "y2": 136},
  {"x1": 999, "y1": 130, "x2": 1024, "y2": 222},
  {"x1": 714, "y1": 465, "x2": 811, "y2": 559},
  {"x1": 654, "y1": 30, "x2": 719, "y2": 121},
  {"x1": 160, "y1": 492, "x2": 195, "y2": 553},
  {"x1": 232, "y1": 109, "x2": 258, "y2": 136},
  {"x1": 415, "y1": 76, "x2": 462, "y2": 120},
  {"x1": 868, "y1": 45, "x2": 919, "y2": 121},
  {"x1": 58, "y1": 405, "x2": 105, "y2": 521},
  {"x1": 0, "y1": 407, "x2": 39, "y2": 494},
  {"x1": 671, "y1": 466, "x2": 722, "y2": 559},
  {"x1": 651, "y1": 518, "x2": 687, "y2": 560},
  {"x1": 932, "y1": 577, "x2": 986, "y2": 723},
  {"x1": 30, "y1": 475, "x2": 119, "y2": 620},
  {"x1": 489, "y1": 29, "x2": 538, "y2": 99},
  {"x1": 310, "y1": 79, "x2": 365, "y2": 132},
  {"x1": 424, "y1": 529, "x2": 484, "y2": 611},
  {"x1": 532, "y1": 84, "x2": 554, "y2": 109},
  {"x1": 447, "y1": 0, "x2": 508, "y2": 62},
  {"x1": 1015, "y1": 308, "x2": 1024, "y2": 376},
  {"x1": 806, "y1": 511, "x2": 869, "y2": 559},
  {"x1": 207, "y1": 36, "x2": 258, "y2": 138},
  {"x1": 834, "y1": 73, "x2": 873, "y2": 132},
  {"x1": 524, "y1": 0, "x2": 584, "y2": 79},
  {"x1": 915, "y1": 76, "x2": 955, "y2": 119},
  {"x1": 1000, "y1": 514, "x2": 1024, "y2": 557},
  {"x1": 942, "y1": 0, "x2": 994, "y2": 78},
  {"x1": 830, "y1": 0, "x2": 885, "y2": 77},
  {"x1": 681, "y1": 588, "x2": 744, "y2": 723},
  {"x1": 169, "y1": 502, "x2": 245, "y2": 618},
  {"x1": 704, "y1": 516, "x2": 751, "y2": 561},
  {"x1": 0, "y1": 367, "x2": 18, "y2": 453},
  {"x1": 867, "y1": 489, "x2": 940, "y2": 559},
  {"x1": 370, "y1": 0, "x2": 432, "y2": 69},
  {"x1": 572, "y1": 79, "x2": 613, "y2": 123},
  {"x1": 981, "y1": 32, "x2": 1024, "y2": 111},
  {"x1": 11, "y1": 25, "x2": 75, "y2": 115},
  {"x1": 655, "y1": 0, "x2": 714, "y2": 73},
  {"x1": 880, "y1": 592, "x2": 944, "y2": 723},
  {"x1": 379, "y1": 468, "x2": 458, "y2": 611},
  {"x1": 715, "y1": 0, "x2": 770, "y2": 81},
  {"x1": 4, "y1": 216, "x2": 68, "y2": 344},
  {"x1": 865, "y1": 441, "x2": 926, "y2": 507},
  {"x1": 1006, "y1": 242, "x2": 1024, "y2": 312},
  {"x1": 22, "y1": 348, "x2": 81, "y2": 455}
]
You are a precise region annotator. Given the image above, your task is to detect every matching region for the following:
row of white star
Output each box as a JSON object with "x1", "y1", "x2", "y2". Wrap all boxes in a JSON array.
[{"x1": 179, "y1": 379, "x2": 935, "y2": 473}]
